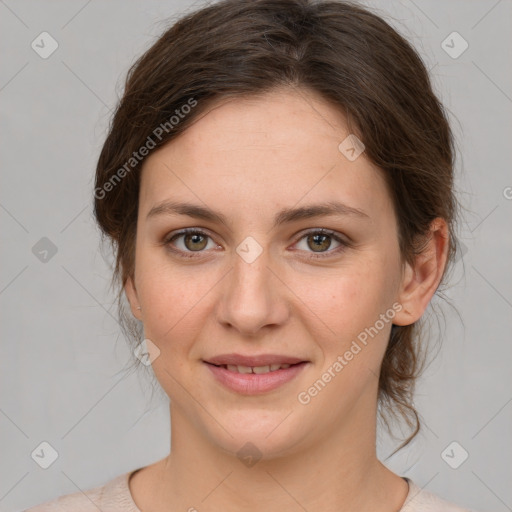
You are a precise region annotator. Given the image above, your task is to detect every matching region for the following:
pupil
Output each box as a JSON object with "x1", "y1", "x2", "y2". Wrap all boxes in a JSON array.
[
  {"x1": 186, "y1": 233, "x2": 207, "y2": 251},
  {"x1": 310, "y1": 234, "x2": 330, "y2": 252}
]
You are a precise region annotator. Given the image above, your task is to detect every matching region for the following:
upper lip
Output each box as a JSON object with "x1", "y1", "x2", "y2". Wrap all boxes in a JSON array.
[{"x1": 205, "y1": 353, "x2": 308, "y2": 367}]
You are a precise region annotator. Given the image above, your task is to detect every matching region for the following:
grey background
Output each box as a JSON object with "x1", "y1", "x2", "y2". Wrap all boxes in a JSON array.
[{"x1": 1, "y1": 0, "x2": 511, "y2": 510}]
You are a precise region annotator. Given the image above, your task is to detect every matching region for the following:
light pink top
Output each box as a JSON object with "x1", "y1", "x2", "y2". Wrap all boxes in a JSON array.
[{"x1": 24, "y1": 469, "x2": 474, "y2": 511}]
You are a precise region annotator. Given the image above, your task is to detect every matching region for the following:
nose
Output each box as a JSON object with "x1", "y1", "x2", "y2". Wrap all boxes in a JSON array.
[{"x1": 215, "y1": 244, "x2": 290, "y2": 337}]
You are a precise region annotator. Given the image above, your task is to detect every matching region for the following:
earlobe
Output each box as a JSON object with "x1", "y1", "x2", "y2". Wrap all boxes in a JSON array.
[
  {"x1": 393, "y1": 218, "x2": 449, "y2": 327},
  {"x1": 125, "y1": 276, "x2": 142, "y2": 320}
]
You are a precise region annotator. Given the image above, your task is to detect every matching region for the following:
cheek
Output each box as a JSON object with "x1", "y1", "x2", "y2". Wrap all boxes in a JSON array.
[
  {"x1": 296, "y1": 258, "x2": 399, "y2": 396},
  {"x1": 296, "y1": 261, "x2": 395, "y2": 339},
  {"x1": 295, "y1": 269, "x2": 395, "y2": 413},
  {"x1": 134, "y1": 249, "x2": 216, "y2": 349},
  {"x1": 138, "y1": 269, "x2": 212, "y2": 394}
]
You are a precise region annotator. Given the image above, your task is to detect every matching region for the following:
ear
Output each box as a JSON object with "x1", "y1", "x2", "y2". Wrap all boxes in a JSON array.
[
  {"x1": 125, "y1": 276, "x2": 142, "y2": 321},
  {"x1": 393, "y1": 218, "x2": 449, "y2": 326}
]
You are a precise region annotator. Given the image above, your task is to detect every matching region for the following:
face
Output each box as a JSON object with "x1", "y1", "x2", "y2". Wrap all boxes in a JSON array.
[{"x1": 126, "y1": 88, "x2": 415, "y2": 458}]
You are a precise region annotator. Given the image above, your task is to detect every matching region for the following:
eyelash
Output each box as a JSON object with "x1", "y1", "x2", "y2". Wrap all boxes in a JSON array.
[{"x1": 162, "y1": 227, "x2": 349, "y2": 260}]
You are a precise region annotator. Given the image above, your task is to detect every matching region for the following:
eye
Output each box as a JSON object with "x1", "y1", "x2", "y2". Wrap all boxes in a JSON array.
[
  {"x1": 293, "y1": 229, "x2": 348, "y2": 258},
  {"x1": 163, "y1": 228, "x2": 218, "y2": 258},
  {"x1": 163, "y1": 227, "x2": 349, "y2": 260}
]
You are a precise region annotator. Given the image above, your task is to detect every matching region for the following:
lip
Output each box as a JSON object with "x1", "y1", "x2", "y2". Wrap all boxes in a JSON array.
[
  {"x1": 205, "y1": 353, "x2": 307, "y2": 367},
  {"x1": 203, "y1": 353, "x2": 309, "y2": 395}
]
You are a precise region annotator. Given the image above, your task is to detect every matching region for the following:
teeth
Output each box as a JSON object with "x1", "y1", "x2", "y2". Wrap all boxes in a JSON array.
[
  {"x1": 253, "y1": 365, "x2": 270, "y2": 374},
  {"x1": 223, "y1": 363, "x2": 294, "y2": 374}
]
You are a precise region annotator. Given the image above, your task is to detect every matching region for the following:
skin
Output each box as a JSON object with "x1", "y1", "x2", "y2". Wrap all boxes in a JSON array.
[{"x1": 125, "y1": 87, "x2": 449, "y2": 512}]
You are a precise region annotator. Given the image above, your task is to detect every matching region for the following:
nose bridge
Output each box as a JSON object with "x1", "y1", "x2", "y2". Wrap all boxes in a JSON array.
[{"x1": 217, "y1": 236, "x2": 287, "y2": 335}]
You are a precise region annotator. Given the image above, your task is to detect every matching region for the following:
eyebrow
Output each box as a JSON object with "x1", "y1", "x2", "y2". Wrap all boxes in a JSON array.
[{"x1": 146, "y1": 200, "x2": 369, "y2": 228}]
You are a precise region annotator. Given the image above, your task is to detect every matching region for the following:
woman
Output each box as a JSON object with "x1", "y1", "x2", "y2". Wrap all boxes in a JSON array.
[{"x1": 26, "y1": 0, "x2": 474, "y2": 510}]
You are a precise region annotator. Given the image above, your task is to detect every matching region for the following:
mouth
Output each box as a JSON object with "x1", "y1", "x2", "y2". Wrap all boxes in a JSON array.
[
  {"x1": 204, "y1": 353, "x2": 307, "y2": 367},
  {"x1": 203, "y1": 354, "x2": 309, "y2": 394},
  {"x1": 207, "y1": 362, "x2": 298, "y2": 374}
]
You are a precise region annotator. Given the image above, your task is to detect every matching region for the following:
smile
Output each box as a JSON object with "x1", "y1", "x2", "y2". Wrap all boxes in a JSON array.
[
  {"x1": 204, "y1": 360, "x2": 308, "y2": 394},
  {"x1": 220, "y1": 363, "x2": 291, "y2": 373}
]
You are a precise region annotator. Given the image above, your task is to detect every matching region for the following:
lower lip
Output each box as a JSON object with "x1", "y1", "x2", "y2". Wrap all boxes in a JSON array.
[{"x1": 204, "y1": 362, "x2": 308, "y2": 394}]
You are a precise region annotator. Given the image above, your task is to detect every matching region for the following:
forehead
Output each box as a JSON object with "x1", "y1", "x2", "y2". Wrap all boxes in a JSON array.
[{"x1": 138, "y1": 89, "x2": 391, "y2": 222}]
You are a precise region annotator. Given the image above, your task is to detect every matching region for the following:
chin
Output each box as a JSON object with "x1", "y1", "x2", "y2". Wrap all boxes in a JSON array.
[{"x1": 205, "y1": 408, "x2": 309, "y2": 461}]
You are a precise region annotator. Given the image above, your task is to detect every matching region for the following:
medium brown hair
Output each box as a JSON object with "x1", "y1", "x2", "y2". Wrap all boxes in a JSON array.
[{"x1": 94, "y1": 0, "x2": 459, "y2": 450}]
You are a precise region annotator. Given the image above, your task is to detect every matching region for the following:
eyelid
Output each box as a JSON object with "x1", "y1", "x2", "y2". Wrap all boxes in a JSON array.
[
  {"x1": 162, "y1": 227, "x2": 221, "y2": 255},
  {"x1": 291, "y1": 228, "x2": 349, "y2": 258}
]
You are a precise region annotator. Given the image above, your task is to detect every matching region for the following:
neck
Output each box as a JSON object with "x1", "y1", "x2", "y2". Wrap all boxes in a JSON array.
[{"x1": 139, "y1": 401, "x2": 408, "y2": 512}]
